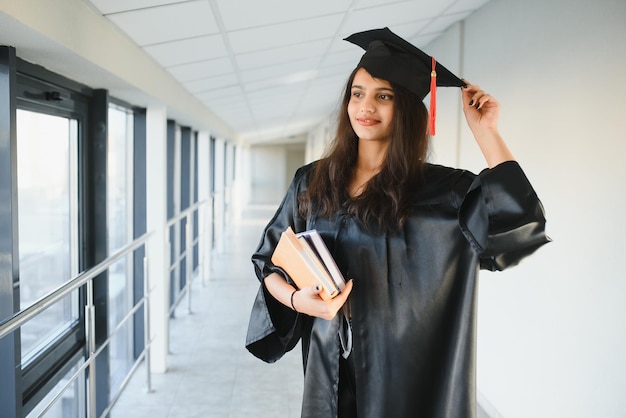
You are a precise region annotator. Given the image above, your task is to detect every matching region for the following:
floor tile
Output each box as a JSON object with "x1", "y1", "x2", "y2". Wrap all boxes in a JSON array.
[{"x1": 111, "y1": 205, "x2": 303, "y2": 418}]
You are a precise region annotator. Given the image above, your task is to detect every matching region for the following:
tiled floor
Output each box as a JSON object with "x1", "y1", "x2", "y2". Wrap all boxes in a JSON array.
[{"x1": 112, "y1": 204, "x2": 304, "y2": 418}]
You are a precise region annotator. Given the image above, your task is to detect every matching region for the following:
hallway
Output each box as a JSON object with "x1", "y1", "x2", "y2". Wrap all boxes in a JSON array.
[{"x1": 112, "y1": 205, "x2": 303, "y2": 418}]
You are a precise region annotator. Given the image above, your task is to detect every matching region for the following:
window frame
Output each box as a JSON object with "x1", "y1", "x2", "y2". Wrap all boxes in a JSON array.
[{"x1": 14, "y1": 58, "x2": 91, "y2": 417}]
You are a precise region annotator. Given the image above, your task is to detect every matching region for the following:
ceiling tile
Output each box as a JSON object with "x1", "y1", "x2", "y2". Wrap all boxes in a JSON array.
[
  {"x1": 342, "y1": 0, "x2": 456, "y2": 37},
  {"x1": 196, "y1": 85, "x2": 244, "y2": 102},
  {"x1": 446, "y1": 0, "x2": 492, "y2": 14},
  {"x1": 87, "y1": 0, "x2": 189, "y2": 15},
  {"x1": 247, "y1": 84, "x2": 303, "y2": 105},
  {"x1": 210, "y1": 104, "x2": 254, "y2": 123},
  {"x1": 107, "y1": 1, "x2": 218, "y2": 46},
  {"x1": 216, "y1": 0, "x2": 352, "y2": 31},
  {"x1": 227, "y1": 15, "x2": 343, "y2": 55},
  {"x1": 316, "y1": 65, "x2": 353, "y2": 84},
  {"x1": 207, "y1": 93, "x2": 248, "y2": 107},
  {"x1": 420, "y1": 11, "x2": 473, "y2": 35},
  {"x1": 167, "y1": 57, "x2": 234, "y2": 82},
  {"x1": 240, "y1": 57, "x2": 319, "y2": 85},
  {"x1": 144, "y1": 34, "x2": 228, "y2": 67},
  {"x1": 235, "y1": 39, "x2": 330, "y2": 71},
  {"x1": 182, "y1": 73, "x2": 239, "y2": 94}
]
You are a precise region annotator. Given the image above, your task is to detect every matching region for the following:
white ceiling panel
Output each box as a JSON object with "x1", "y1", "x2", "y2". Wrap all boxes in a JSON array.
[
  {"x1": 446, "y1": 0, "x2": 492, "y2": 14},
  {"x1": 167, "y1": 57, "x2": 234, "y2": 82},
  {"x1": 227, "y1": 15, "x2": 343, "y2": 55},
  {"x1": 196, "y1": 85, "x2": 244, "y2": 102},
  {"x1": 235, "y1": 39, "x2": 330, "y2": 71},
  {"x1": 212, "y1": 103, "x2": 253, "y2": 120},
  {"x1": 354, "y1": 0, "x2": 456, "y2": 17},
  {"x1": 107, "y1": 1, "x2": 218, "y2": 46},
  {"x1": 240, "y1": 58, "x2": 320, "y2": 85},
  {"x1": 182, "y1": 73, "x2": 239, "y2": 94},
  {"x1": 247, "y1": 84, "x2": 303, "y2": 104},
  {"x1": 419, "y1": 11, "x2": 474, "y2": 35},
  {"x1": 87, "y1": 0, "x2": 189, "y2": 15},
  {"x1": 85, "y1": 0, "x2": 493, "y2": 142},
  {"x1": 144, "y1": 34, "x2": 228, "y2": 67},
  {"x1": 216, "y1": 0, "x2": 353, "y2": 31},
  {"x1": 343, "y1": 0, "x2": 456, "y2": 37}
]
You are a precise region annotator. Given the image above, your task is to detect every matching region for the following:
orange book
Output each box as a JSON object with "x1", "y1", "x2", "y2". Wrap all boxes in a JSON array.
[{"x1": 271, "y1": 226, "x2": 339, "y2": 301}]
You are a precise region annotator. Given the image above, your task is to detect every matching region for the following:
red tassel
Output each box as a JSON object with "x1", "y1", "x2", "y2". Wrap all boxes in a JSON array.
[{"x1": 429, "y1": 56, "x2": 437, "y2": 136}]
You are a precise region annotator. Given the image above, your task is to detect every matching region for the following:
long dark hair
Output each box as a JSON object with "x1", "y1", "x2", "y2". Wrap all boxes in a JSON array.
[{"x1": 299, "y1": 66, "x2": 430, "y2": 232}]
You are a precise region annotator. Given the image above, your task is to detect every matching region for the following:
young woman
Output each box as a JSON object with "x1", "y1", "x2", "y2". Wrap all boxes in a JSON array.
[{"x1": 246, "y1": 28, "x2": 549, "y2": 418}]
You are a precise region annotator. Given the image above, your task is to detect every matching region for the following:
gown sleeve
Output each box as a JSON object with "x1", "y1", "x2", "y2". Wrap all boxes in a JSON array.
[
  {"x1": 245, "y1": 165, "x2": 311, "y2": 363},
  {"x1": 458, "y1": 160, "x2": 550, "y2": 271}
]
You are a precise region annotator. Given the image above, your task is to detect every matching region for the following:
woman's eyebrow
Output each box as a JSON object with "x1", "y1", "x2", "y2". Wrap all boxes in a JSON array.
[{"x1": 351, "y1": 85, "x2": 394, "y2": 92}]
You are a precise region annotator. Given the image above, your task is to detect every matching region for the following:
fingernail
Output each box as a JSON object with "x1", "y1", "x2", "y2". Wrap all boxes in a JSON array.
[{"x1": 468, "y1": 99, "x2": 474, "y2": 106}]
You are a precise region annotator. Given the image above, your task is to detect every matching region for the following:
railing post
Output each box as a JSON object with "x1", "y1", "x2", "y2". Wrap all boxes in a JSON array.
[
  {"x1": 186, "y1": 212, "x2": 193, "y2": 314},
  {"x1": 85, "y1": 279, "x2": 97, "y2": 418},
  {"x1": 143, "y1": 250, "x2": 152, "y2": 393},
  {"x1": 200, "y1": 205, "x2": 206, "y2": 288}
]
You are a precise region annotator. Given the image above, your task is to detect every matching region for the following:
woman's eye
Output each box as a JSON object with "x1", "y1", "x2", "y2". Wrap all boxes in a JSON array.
[
  {"x1": 352, "y1": 92, "x2": 362, "y2": 98},
  {"x1": 379, "y1": 94, "x2": 393, "y2": 100}
]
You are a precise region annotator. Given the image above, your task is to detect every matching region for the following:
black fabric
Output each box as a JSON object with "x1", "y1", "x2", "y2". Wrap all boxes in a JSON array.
[
  {"x1": 338, "y1": 352, "x2": 357, "y2": 418},
  {"x1": 344, "y1": 27, "x2": 465, "y2": 100},
  {"x1": 246, "y1": 160, "x2": 549, "y2": 418}
]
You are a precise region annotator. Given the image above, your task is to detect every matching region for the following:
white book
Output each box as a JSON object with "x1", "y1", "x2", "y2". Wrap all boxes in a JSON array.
[
  {"x1": 296, "y1": 236, "x2": 339, "y2": 297},
  {"x1": 297, "y1": 230, "x2": 346, "y2": 292}
]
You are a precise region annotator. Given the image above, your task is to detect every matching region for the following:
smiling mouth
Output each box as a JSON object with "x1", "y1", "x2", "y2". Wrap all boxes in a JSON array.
[{"x1": 357, "y1": 118, "x2": 379, "y2": 126}]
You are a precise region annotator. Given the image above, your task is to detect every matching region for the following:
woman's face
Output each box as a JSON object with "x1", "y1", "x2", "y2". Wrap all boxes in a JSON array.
[{"x1": 347, "y1": 68, "x2": 395, "y2": 143}]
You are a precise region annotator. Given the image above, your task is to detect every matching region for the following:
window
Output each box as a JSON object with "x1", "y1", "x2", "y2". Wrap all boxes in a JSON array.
[
  {"x1": 16, "y1": 110, "x2": 80, "y2": 362},
  {"x1": 14, "y1": 59, "x2": 90, "y2": 417},
  {"x1": 25, "y1": 359, "x2": 85, "y2": 418}
]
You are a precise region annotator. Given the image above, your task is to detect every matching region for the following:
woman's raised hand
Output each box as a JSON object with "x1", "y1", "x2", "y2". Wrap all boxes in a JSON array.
[
  {"x1": 461, "y1": 81, "x2": 501, "y2": 135},
  {"x1": 460, "y1": 81, "x2": 514, "y2": 168}
]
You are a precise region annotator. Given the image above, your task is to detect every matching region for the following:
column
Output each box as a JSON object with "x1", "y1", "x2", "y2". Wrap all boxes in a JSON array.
[{"x1": 145, "y1": 105, "x2": 168, "y2": 373}]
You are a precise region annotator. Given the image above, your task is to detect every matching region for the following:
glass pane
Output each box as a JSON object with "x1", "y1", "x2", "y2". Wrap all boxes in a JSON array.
[
  {"x1": 107, "y1": 105, "x2": 135, "y2": 396},
  {"x1": 17, "y1": 110, "x2": 79, "y2": 360},
  {"x1": 108, "y1": 319, "x2": 133, "y2": 400},
  {"x1": 107, "y1": 105, "x2": 133, "y2": 254},
  {"x1": 26, "y1": 359, "x2": 85, "y2": 418}
]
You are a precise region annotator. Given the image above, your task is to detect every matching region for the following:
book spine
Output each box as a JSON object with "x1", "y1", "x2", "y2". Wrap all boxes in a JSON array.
[
  {"x1": 302, "y1": 232, "x2": 346, "y2": 291},
  {"x1": 297, "y1": 237, "x2": 339, "y2": 297}
]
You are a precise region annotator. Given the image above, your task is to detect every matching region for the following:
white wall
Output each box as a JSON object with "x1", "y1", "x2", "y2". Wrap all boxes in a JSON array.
[
  {"x1": 248, "y1": 144, "x2": 305, "y2": 205},
  {"x1": 306, "y1": 123, "x2": 334, "y2": 163},
  {"x1": 427, "y1": 0, "x2": 626, "y2": 416}
]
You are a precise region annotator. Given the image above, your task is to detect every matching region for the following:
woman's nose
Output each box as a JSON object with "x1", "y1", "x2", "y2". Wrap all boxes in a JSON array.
[{"x1": 361, "y1": 96, "x2": 375, "y2": 113}]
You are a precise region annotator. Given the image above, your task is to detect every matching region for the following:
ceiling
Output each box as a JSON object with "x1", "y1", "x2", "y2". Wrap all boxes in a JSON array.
[{"x1": 84, "y1": 0, "x2": 491, "y2": 143}]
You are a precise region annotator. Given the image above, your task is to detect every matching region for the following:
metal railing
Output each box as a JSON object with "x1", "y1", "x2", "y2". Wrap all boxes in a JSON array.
[
  {"x1": 0, "y1": 232, "x2": 152, "y2": 418},
  {"x1": 166, "y1": 197, "x2": 212, "y2": 318},
  {"x1": 0, "y1": 192, "x2": 222, "y2": 418}
]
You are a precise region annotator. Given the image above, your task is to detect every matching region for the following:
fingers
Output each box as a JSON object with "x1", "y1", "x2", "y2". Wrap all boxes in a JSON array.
[
  {"x1": 340, "y1": 279, "x2": 354, "y2": 298},
  {"x1": 461, "y1": 82, "x2": 499, "y2": 110},
  {"x1": 299, "y1": 280, "x2": 353, "y2": 320}
]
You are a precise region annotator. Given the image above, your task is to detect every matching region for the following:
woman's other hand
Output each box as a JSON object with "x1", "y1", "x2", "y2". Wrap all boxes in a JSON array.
[{"x1": 292, "y1": 280, "x2": 354, "y2": 321}]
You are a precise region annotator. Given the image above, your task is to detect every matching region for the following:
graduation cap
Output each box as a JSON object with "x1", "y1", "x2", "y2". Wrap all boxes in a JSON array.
[{"x1": 344, "y1": 27, "x2": 465, "y2": 135}]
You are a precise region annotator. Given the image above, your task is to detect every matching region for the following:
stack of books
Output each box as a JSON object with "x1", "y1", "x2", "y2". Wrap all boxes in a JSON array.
[{"x1": 271, "y1": 226, "x2": 346, "y2": 301}]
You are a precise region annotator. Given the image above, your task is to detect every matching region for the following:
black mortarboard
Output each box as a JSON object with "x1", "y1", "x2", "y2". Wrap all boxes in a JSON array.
[{"x1": 344, "y1": 27, "x2": 465, "y2": 135}]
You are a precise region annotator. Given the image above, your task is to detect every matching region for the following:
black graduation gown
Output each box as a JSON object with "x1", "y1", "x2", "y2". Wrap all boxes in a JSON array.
[{"x1": 246, "y1": 160, "x2": 549, "y2": 418}]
